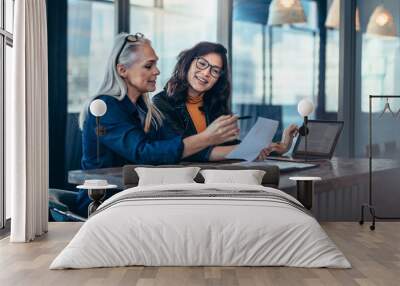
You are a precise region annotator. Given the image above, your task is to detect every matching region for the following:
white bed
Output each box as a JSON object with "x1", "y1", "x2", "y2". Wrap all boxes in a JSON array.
[{"x1": 50, "y1": 183, "x2": 351, "y2": 269}]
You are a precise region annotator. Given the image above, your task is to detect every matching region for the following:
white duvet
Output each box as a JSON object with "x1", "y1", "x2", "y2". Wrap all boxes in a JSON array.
[{"x1": 50, "y1": 183, "x2": 351, "y2": 269}]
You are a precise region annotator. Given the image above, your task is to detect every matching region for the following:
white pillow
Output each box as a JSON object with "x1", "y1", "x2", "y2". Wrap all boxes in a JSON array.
[
  {"x1": 135, "y1": 167, "x2": 201, "y2": 186},
  {"x1": 200, "y1": 169, "x2": 266, "y2": 185}
]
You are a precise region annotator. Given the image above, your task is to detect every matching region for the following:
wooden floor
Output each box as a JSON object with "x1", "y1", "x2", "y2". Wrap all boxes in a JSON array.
[{"x1": 1, "y1": 222, "x2": 399, "y2": 286}]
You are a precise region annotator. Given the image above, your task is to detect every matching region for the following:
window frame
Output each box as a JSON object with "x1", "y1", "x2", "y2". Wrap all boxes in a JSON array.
[{"x1": 0, "y1": 0, "x2": 13, "y2": 231}]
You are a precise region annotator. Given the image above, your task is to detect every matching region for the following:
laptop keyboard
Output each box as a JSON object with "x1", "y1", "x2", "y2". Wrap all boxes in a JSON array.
[
  {"x1": 262, "y1": 160, "x2": 318, "y2": 170},
  {"x1": 232, "y1": 160, "x2": 318, "y2": 172}
]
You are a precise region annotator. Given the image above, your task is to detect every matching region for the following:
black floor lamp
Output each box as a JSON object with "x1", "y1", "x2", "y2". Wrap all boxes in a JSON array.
[
  {"x1": 359, "y1": 95, "x2": 400, "y2": 230},
  {"x1": 89, "y1": 99, "x2": 107, "y2": 162}
]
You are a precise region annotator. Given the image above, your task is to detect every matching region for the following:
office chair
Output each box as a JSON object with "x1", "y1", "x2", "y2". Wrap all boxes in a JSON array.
[{"x1": 49, "y1": 189, "x2": 86, "y2": 222}]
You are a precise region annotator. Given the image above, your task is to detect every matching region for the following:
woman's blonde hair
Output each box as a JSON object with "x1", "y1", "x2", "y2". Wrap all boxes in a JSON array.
[{"x1": 79, "y1": 33, "x2": 163, "y2": 132}]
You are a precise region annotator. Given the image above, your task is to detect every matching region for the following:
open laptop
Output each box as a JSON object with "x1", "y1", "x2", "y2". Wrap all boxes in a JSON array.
[{"x1": 266, "y1": 120, "x2": 344, "y2": 163}]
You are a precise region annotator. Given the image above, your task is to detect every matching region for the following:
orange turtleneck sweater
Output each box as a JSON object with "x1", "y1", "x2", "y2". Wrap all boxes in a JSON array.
[{"x1": 186, "y1": 95, "x2": 207, "y2": 133}]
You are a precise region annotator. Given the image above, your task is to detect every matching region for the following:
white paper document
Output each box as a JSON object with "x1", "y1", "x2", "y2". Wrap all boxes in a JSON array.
[{"x1": 226, "y1": 117, "x2": 279, "y2": 161}]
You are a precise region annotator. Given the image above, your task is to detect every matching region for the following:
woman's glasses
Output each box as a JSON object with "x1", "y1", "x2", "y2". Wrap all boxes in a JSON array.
[
  {"x1": 115, "y1": 33, "x2": 144, "y2": 66},
  {"x1": 195, "y1": 57, "x2": 223, "y2": 79}
]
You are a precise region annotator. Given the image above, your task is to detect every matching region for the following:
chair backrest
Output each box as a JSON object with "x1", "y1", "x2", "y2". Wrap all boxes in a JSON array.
[
  {"x1": 384, "y1": 141, "x2": 396, "y2": 156},
  {"x1": 65, "y1": 112, "x2": 83, "y2": 171},
  {"x1": 365, "y1": 144, "x2": 381, "y2": 157}
]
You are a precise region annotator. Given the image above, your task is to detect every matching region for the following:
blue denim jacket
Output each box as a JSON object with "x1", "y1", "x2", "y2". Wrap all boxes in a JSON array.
[{"x1": 81, "y1": 94, "x2": 185, "y2": 170}]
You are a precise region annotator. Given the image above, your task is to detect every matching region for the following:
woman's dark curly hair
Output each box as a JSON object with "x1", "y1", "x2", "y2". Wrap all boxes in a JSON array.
[{"x1": 166, "y1": 42, "x2": 231, "y2": 116}]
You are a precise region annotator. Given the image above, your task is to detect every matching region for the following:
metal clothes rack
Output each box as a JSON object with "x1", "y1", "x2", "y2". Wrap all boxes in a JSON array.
[{"x1": 359, "y1": 95, "x2": 400, "y2": 230}]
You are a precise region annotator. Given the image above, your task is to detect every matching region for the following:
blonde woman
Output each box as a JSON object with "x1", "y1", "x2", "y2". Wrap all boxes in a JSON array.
[{"x1": 81, "y1": 33, "x2": 239, "y2": 170}]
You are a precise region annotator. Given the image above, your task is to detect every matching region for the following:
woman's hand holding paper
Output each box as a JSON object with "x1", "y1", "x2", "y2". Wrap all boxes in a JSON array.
[
  {"x1": 256, "y1": 124, "x2": 299, "y2": 160},
  {"x1": 202, "y1": 115, "x2": 239, "y2": 146},
  {"x1": 281, "y1": 124, "x2": 298, "y2": 149}
]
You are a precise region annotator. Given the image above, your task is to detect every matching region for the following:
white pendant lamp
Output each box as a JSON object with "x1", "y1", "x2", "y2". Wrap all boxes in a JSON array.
[
  {"x1": 366, "y1": 5, "x2": 397, "y2": 37},
  {"x1": 325, "y1": 0, "x2": 360, "y2": 31},
  {"x1": 268, "y1": 0, "x2": 307, "y2": 26},
  {"x1": 297, "y1": 98, "x2": 314, "y2": 118},
  {"x1": 89, "y1": 99, "x2": 107, "y2": 117},
  {"x1": 89, "y1": 99, "x2": 107, "y2": 162}
]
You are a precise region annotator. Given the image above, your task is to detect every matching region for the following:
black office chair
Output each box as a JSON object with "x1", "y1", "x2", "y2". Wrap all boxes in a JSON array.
[
  {"x1": 49, "y1": 187, "x2": 121, "y2": 222},
  {"x1": 49, "y1": 189, "x2": 86, "y2": 222},
  {"x1": 49, "y1": 113, "x2": 87, "y2": 222}
]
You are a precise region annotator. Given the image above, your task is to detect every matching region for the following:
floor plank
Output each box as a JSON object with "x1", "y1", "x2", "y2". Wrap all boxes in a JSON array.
[{"x1": 1, "y1": 222, "x2": 399, "y2": 286}]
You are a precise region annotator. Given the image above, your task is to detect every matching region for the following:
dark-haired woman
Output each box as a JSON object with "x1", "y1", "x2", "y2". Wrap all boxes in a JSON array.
[{"x1": 153, "y1": 42, "x2": 297, "y2": 161}]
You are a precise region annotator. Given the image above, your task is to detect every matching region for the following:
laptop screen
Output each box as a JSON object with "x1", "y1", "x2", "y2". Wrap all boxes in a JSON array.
[{"x1": 293, "y1": 120, "x2": 344, "y2": 158}]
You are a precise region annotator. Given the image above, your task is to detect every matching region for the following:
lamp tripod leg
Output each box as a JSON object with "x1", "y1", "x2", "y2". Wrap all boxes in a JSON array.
[
  {"x1": 359, "y1": 204, "x2": 365, "y2": 225},
  {"x1": 370, "y1": 206, "x2": 376, "y2": 231}
]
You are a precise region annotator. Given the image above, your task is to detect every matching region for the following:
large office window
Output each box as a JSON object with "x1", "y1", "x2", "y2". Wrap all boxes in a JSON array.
[
  {"x1": 68, "y1": 0, "x2": 115, "y2": 113},
  {"x1": 1, "y1": 0, "x2": 14, "y2": 229},
  {"x1": 64, "y1": 0, "x2": 115, "y2": 174},
  {"x1": 130, "y1": 0, "x2": 218, "y2": 94},
  {"x1": 361, "y1": 35, "x2": 400, "y2": 113},
  {"x1": 325, "y1": 28, "x2": 339, "y2": 112},
  {"x1": 232, "y1": 0, "x2": 322, "y2": 139},
  {"x1": 354, "y1": 0, "x2": 400, "y2": 158}
]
